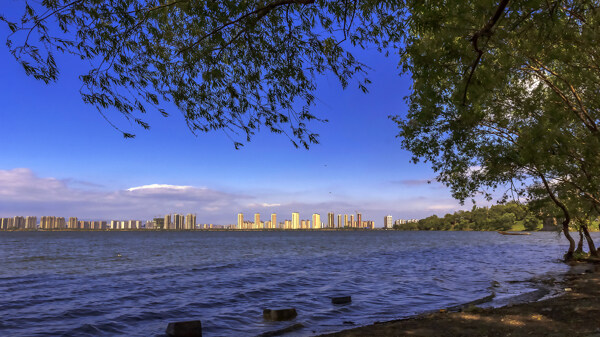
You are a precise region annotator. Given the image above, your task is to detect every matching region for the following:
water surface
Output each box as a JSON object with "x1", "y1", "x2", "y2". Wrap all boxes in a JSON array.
[{"x1": 0, "y1": 231, "x2": 590, "y2": 336}]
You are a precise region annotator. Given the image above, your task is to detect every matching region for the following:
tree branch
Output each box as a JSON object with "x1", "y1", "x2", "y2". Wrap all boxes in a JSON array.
[
  {"x1": 178, "y1": 0, "x2": 315, "y2": 55},
  {"x1": 462, "y1": 0, "x2": 510, "y2": 105}
]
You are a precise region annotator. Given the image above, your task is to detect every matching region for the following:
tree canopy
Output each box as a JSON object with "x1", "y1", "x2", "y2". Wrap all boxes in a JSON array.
[
  {"x1": 1, "y1": 0, "x2": 402, "y2": 148},
  {"x1": 391, "y1": 0, "x2": 600, "y2": 258}
]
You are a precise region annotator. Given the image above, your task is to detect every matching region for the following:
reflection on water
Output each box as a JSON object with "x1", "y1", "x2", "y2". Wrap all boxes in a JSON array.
[{"x1": 0, "y1": 231, "x2": 591, "y2": 336}]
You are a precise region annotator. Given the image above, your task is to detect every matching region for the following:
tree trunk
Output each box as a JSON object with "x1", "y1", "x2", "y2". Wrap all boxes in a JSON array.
[
  {"x1": 576, "y1": 228, "x2": 584, "y2": 253},
  {"x1": 562, "y1": 219, "x2": 575, "y2": 261},
  {"x1": 581, "y1": 224, "x2": 598, "y2": 257},
  {"x1": 538, "y1": 174, "x2": 574, "y2": 261}
]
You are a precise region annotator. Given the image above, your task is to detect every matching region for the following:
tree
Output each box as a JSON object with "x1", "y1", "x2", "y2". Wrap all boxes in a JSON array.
[
  {"x1": 1, "y1": 0, "x2": 403, "y2": 147},
  {"x1": 522, "y1": 214, "x2": 541, "y2": 231},
  {"x1": 393, "y1": 1, "x2": 600, "y2": 259}
]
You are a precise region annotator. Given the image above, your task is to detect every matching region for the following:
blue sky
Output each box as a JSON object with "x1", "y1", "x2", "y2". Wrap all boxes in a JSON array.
[{"x1": 0, "y1": 6, "x2": 470, "y2": 225}]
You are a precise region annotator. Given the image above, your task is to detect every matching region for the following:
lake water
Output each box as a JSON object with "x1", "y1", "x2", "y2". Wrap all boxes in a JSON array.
[{"x1": 0, "y1": 231, "x2": 593, "y2": 336}]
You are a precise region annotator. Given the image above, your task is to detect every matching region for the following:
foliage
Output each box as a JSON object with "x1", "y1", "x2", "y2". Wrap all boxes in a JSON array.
[
  {"x1": 522, "y1": 214, "x2": 542, "y2": 231},
  {"x1": 405, "y1": 202, "x2": 536, "y2": 231},
  {"x1": 1, "y1": 0, "x2": 403, "y2": 147},
  {"x1": 393, "y1": 1, "x2": 600, "y2": 216}
]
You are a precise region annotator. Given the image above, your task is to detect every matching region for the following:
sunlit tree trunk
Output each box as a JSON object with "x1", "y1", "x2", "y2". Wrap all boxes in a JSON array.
[
  {"x1": 562, "y1": 219, "x2": 576, "y2": 261},
  {"x1": 576, "y1": 228, "x2": 584, "y2": 253},
  {"x1": 582, "y1": 225, "x2": 598, "y2": 257},
  {"x1": 540, "y1": 174, "x2": 575, "y2": 260}
]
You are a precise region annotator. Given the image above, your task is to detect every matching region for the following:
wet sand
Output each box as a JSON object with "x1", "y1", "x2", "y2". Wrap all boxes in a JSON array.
[{"x1": 320, "y1": 262, "x2": 600, "y2": 337}]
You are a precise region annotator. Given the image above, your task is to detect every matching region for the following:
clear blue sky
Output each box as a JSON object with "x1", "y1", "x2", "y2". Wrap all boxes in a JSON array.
[{"x1": 0, "y1": 5, "x2": 469, "y2": 225}]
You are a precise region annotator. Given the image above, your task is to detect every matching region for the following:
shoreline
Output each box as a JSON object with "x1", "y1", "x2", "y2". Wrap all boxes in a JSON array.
[{"x1": 318, "y1": 261, "x2": 600, "y2": 337}]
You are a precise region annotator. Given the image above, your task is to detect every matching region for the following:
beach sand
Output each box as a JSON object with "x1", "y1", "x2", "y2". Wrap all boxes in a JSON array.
[{"x1": 320, "y1": 262, "x2": 600, "y2": 337}]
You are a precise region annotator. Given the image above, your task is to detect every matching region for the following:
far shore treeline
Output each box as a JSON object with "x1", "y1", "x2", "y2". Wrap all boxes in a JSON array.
[{"x1": 395, "y1": 202, "x2": 599, "y2": 234}]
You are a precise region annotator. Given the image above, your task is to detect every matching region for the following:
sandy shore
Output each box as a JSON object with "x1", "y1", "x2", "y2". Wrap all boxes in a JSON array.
[{"x1": 319, "y1": 262, "x2": 600, "y2": 337}]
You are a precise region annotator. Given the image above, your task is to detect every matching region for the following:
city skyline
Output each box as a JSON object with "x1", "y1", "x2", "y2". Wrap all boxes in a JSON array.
[
  {"x1": 0, "y1": 211, "x2": 417, "y2": 230},
  {"x1": 0, "y1": 2, "x2": 475, "y2": 224}
]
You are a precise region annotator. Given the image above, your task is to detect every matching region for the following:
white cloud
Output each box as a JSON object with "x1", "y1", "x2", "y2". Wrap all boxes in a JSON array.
[
  {"x1": 127, "y1": 184, "x2": 193, "y2": 191},
  {"x1": 247, "y1": 202, "x2": 281, "y2": 208},
  {"x1": 0, "y1": 168, "x2": 243, "y2": 223}
]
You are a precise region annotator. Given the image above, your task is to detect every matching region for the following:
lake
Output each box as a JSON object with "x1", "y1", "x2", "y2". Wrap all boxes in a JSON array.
[{"x1": 0, "y1": 231, "x2": 592, "y2": 336}]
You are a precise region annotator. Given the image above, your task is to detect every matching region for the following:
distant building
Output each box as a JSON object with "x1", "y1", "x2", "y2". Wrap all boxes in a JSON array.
[
  {"x1": 68, "y1": 217, "x2": 78, "y2": 229},
  {"x1": 153, "y1": 217, "x2": 165, "y2": 229},
  {"x1": 145, "y1": 220, "x2": 155, "y2": 229},
  {"x1": 327, "y1": 212, "x2": 334, "y2": 228},
  {"x1": 25, "y1": 216, "x2": 37, "y2": 229},
  {"x1": 1, "y1": 217, "x2": 14, "y2": 229},
  {"x1": 384, "y1": 215, "x2": 393, "y2": 229},
  {"x1": 271, "y1": 213, "x2": 277, "y2": 229},
  {"x1": 13, "y1": 216, "x2": 25, "y2": 229},
  {"x1": 292, "y1": 212, "x2": 300, "y2": 229},
  {"x1": 254, "y1": 213, "x2": 261, "y2": 229},
  {"x1": 357, "y1": 213, "x2": 362, "y2": 228},
  {"x1": 312, "y1": 213, "x2": 321, "y2": 229},
  {"x1": 186, "y1": 214, "x2": 196, "y2": 230},
  {"x1": 164, "y1": 214, "x2": 171, "y2": 230},
  {"x1": 173, "y1": 214, "x2": 184, "y2": 230},
  {"x1": 110, "y1": 220, "x2": 120, "y2": 229},
  {"x1": 40, "y1": 216, "x2": 54, "y2": 229},
  {"x1": 237, "y1": 213, "x2": 244, "y2": 229}
]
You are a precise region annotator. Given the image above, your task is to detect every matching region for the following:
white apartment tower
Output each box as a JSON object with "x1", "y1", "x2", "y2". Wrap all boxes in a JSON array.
[
  {"x1": 312, "y1": 213, "x2": 321, "y2": 229},
  {"x1": 384, "y1": 215, "x2": 393, "y2": 229},
  {"x1": 292, "y1": 212, "x2": 300, "y2": 229}
]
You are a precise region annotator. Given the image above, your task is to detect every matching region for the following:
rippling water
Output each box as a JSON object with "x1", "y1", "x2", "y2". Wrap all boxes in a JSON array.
[{"x1": 1, "y1": 231, "x2": 594, "y2": 336}]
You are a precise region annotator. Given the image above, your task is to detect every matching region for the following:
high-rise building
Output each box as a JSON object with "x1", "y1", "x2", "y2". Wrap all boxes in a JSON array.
[
  {"x1": 110, "y1": 220, "x2": 120, "y2": 229},
  {"x1": 164, "y1": 214, "x2": 171, "y2": 230},
  {"x1": 172, "y1": 214, "x2": 184, "y2": 230},
  {"x1": 254, "y1": 213, "x2": 261, "y2": 229},
  {"x1": 292, "y1": 212, "x2": 300, "y2": 229},
  {"x1": 350, "y1": 214, "x2": 355, "y2": 228},
  {"x1": 13, "y1": 216, "x2": 25, "y2": 229},
  {"x1": 327, "y1": 212, "x2": 334, "y2": 228},
  {"x1": 40, "y1": 216, "x2": 54, "y2": 229},
  {"x1": 337, "y1": 214, "x2": 342, "y2": 228},
  {"x1": 68, "y1": 217, "x2": 78, "y2": 229},
  {"x1": 357, "y1": 213, "x2": 362, "y2": 228},
  {"x1": 25, "y1": 216, "x2": 37, "y2": 229},
  {"x1": 237, "y1": 213, "x2": 244, "y2": 229},
  {"x1": 312, "y1": 213, "x2": 321, "y2": 229},
  {"x1": 93, "y1": 221, "x2": 107, "y2": 230},
  {"x1": 153, "y1": 217, "x2": 165, "y2": 229},
  {"x1": 145, "y1": 220, "x2": 155, "y2": 229},
  {"x1": 0, "y1": 218, "x2": 12, "y2": 229},
  {"x1": 384, "y1": 215, "x2": 393, "y2": 229},
  {"x1": 186, "y1": 213, "x2": 196, "y2": 230},
  {"x1": 343, "y1": 214, "x2": 348, "y2": 228},
  {"x1": 271, "y1": 213, "x2": 277, "y2": 229}
]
